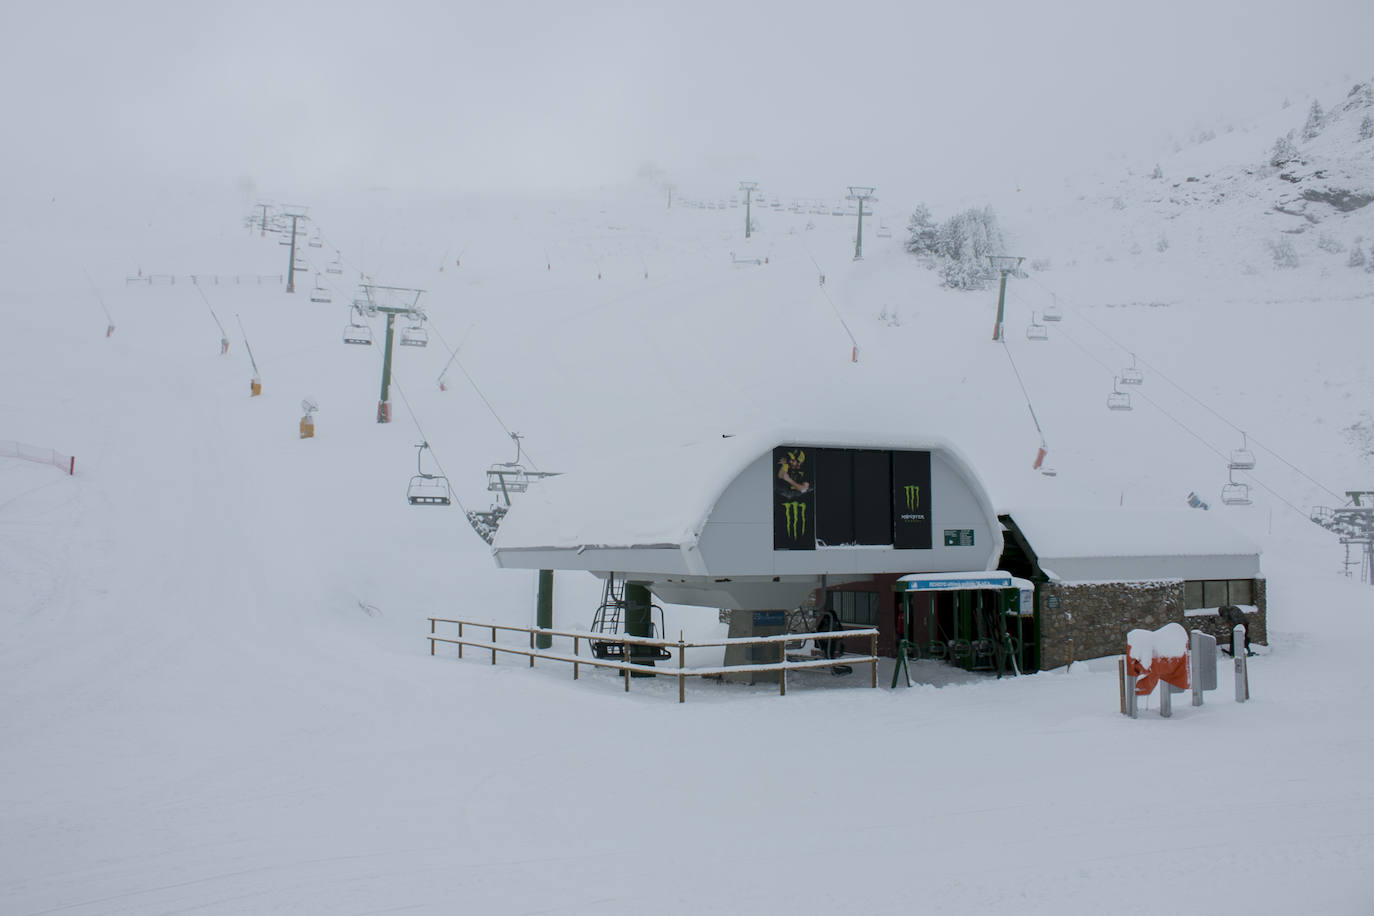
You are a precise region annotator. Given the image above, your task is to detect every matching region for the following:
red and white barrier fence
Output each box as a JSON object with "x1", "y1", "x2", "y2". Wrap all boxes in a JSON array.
[{"x1": 0, "y1": 440, "x2": 75, "y2": 475}]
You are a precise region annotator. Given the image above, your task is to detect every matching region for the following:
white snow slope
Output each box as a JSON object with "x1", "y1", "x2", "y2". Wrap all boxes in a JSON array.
[{"x1": 2, "y1": 91, "x2": 1373, "y2": 914}]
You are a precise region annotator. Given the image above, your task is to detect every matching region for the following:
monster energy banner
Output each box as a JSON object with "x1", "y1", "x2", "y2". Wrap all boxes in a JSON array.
[
  {"x1": 773, "y1": 446, "x2": 816, "y2": 550},
  {"x1": 892, "y1": 449, "x2": 933, "y2": 549}
]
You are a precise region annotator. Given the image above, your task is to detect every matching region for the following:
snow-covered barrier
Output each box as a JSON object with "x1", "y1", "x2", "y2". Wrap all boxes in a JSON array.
[{"x1": 0, "y1": 440, "x2": 74, "y2": 475}]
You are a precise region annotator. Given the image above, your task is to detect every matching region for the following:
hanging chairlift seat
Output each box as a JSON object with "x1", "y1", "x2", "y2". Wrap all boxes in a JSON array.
[
  {"x1": 311, "y1": 289, "x2": 332, "y2": 303},
  {"x1": 1221, "y1": 468, "x2": 1252, "y2": 506},
  {"x1": 399, "y1": 324, "x2": 428, "y2": 348},
  {"x1": 1042, "y1": 304, "x2": 1062, "y2": 322},
  {"x1": 1119, "y1": 354, "x2": 1143, "y2": 385},
  {"x1": 1229, "y1": 433, "x2": 1256, "y2": 470},
  {"x1": 407, "y1": 474, "x2": 451, "y2": 505},
  {"x1": 342, "y1": 322, "x2": 373, "y2": 346},
  {"x1": 308, "y1": 236, "x2": 323, "y2": 248},
  {"x1": 408, "y1": 442, "x2": 451, "y2": 506},
  {"x1": 326, "y1": 262, "x2": 343, "y2": 275},
  {"x1": 486, "y1": 465, "x2": 530, "y2": 496},
  {"x1": 1026, "y1": 315, "x2": 1048, "y2": 341},
  {"x1": 1221, "y1": 481, "x2": 1252, "y2": 506},
  {"x1": 1107, "y1": 378, "x2": 1132, "y2": 411}
]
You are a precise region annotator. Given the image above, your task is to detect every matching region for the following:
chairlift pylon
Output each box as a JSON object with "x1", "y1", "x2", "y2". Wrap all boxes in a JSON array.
[
  {"x1": 1228, "y1": 431, "x2": 1256, "y2": 470},
  {"x1": 1107, "y1": 377, "x2": 1132, "y2": 411},
  {"x1": 407, "y1": 441, "x2": 451, "y2": 506}
]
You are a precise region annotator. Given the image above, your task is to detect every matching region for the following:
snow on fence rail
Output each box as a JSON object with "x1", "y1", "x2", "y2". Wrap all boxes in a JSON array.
[
  {"x1": 427, "y1": 618, "x2": 879, "y2": 703},
  {"x1": 0, "y1": 440, "x2": 74, "y2": 475}
]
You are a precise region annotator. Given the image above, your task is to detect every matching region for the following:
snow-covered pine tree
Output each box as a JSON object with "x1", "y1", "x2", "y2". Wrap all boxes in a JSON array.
[
  {"x1": 1303, "y1": 100, "x2": 1324, "y2": 140},
  {"x1": 1360, "y1": 115, "x2": 1374, "y2": 142},
  {"x1": 905, "y1": 203, "x2": 938, "y2": 256},
  {"x1": 1269, "y1": 135, "x2": 1299, "y2": 167}
]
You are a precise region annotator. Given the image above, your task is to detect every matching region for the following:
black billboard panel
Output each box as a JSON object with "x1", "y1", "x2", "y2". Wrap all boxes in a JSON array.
[
  {"x1": 815, "y1": 448, "x2": 854, "y2": 546},
  {"x1": 773, "y1": 446, "x2": 816, "y2": 550},
  {"x1": 853, "y1": 449, "x2": 894, "y2": 545},
  {"x1": 892, "y1": 450, "x2": 932, "y2": 549}
]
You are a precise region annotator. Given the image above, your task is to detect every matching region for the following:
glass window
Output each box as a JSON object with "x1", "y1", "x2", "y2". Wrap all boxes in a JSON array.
[
  {"x1": 1203, "y1": 580, "x2": 1228, "y2": 608},
  {"x1": 829, "y1": 590, "x2": 877, "y2": 626},
  {"x1": 1184, "y1": 581, "x2": 1203, "y2": 609},
  {"x1": 1229, "y1": 579, "x2": 1253, "y2": 605}
]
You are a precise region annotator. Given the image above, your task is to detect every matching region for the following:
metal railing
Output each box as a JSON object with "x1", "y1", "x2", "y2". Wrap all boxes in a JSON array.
[{"x1": 427, "y1": 618, "x2": 879, "y2": 703}]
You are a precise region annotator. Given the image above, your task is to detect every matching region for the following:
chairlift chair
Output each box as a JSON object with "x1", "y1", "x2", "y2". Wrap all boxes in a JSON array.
[
  {"x1": 342, "y1": 308, "x2": 373, "y2": 346},
  {"x1": 1228, "y1": 432, "x2": 1256, "y2": 470},
  {"x1": 588, "y1": 577, "x2": 673, "y2": 662},
  {"x1": 308, "y1": 234, "x2": 323, "y2": 249},
  {"x1": 486, "y1": 432, "x2": 531, "y2": 504},
  {"x1": 1026, "y1": 312, "x2": 1048, "y2": 341},
  {"x1": 407, "y1": 442, "x2": 451, "y2": 506},
  {"x1": 1107, "y1": 377, "x2": 1133, "y2": 411},
  {"x1": 1221, "y1": 468, "x2": 1252, "y2": 507},
  {"x1": 1042, "y1": 302, "x2": 1062, "y2": 322},
  {"x1": 399, "y1": 323, "x2": 428, "y2": 348},
  {"x1": 310, "y1": 275, "x2": 332, "y2": 303},
  {"x1": 1120, "y1": 353, "x2": 1143, "y2": 386}
]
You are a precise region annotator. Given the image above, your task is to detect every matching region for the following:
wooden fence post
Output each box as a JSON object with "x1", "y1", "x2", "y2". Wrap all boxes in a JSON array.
[{"x1": 871, "y1": 632, "x2": 878, "y2": 688}]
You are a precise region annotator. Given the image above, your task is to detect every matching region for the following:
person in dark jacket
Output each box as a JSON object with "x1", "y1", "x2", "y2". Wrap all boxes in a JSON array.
[{"x1": 1218, "y1": 605, "x2": 1254, "y2": 656}]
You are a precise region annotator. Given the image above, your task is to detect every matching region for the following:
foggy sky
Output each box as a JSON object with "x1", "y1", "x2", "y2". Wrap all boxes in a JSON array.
[{"x1": 6, "y1": 0, "x2": 1372, "y2": 202}]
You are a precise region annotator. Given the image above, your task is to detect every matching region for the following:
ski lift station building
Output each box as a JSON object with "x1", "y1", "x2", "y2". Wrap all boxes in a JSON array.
[{"x1": 491, "y1": 430, "x2": 1265, "y2": 674}]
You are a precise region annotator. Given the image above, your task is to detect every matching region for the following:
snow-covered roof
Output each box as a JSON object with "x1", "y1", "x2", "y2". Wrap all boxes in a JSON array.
[
  {"x1": 493, "y1": 427, "x2": 984, "y2": 553},
  {"x1": 1003, "y1": 506, "x2": 1261, "y2": 582},
  {"x1": 1006, "y1": 506, "x2": 1259, "y2": 560}
]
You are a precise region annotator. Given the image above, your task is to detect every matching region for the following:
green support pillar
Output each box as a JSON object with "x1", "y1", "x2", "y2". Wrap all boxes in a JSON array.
[
  {"x1": 992, "y1": 269, "x2": 1009, "y2": 341},
  {"x1": 536, "y1": 569, "x2": 553, "y2": 649},
  {"x1": 377, "y1": 312, "x2": 395, "y2": 423},
  {"x1": 623, "y1": 582, "x2": 656, "y2": 677}
]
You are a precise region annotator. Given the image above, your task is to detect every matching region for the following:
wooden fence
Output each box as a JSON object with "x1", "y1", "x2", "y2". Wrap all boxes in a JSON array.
[{"x1": 427, "y1": 618, "x2": 879, "y2": 703}]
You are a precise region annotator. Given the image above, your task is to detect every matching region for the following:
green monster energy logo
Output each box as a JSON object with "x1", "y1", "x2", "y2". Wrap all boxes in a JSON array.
[
  {"x1": 904, "y1": 485, "x2": 920, "y2": 511},
  {"x1": 783, "y1": 501, "x2": 807, "y2": 539}
]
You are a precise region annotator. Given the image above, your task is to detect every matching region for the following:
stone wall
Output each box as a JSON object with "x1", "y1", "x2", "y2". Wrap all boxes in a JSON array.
[{"x1": 1038, "y1": 578, "x2": 1267, "y2": 669}]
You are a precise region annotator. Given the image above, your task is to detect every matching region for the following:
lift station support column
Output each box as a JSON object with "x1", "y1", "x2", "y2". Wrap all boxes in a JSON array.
[
  {"x1": 536, "y1": 570, "x2": 554, "y2": 649},
  {"x1": 624, "y1": 582, "x2": 656, "y2": 676}
]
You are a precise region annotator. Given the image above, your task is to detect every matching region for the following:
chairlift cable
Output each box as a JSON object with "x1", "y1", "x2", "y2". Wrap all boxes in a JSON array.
[
  {"x1": 1054, "y1": 323, "x2": 1310, "y2": 519},
  {"x1": 425, "y1": 319, "x2": 543, "y2": 472},
  {"x1": 386, "y1": 370, "x2": 470, "y2": 515},
  {"x1": 1028, "y1": 276, "x2": 1342, "y2": 501}
]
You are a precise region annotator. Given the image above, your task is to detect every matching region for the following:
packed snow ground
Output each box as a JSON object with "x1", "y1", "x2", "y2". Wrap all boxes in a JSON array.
[{"x1": 3, "y1": 133, "x2": 1373, "y2": 912}]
